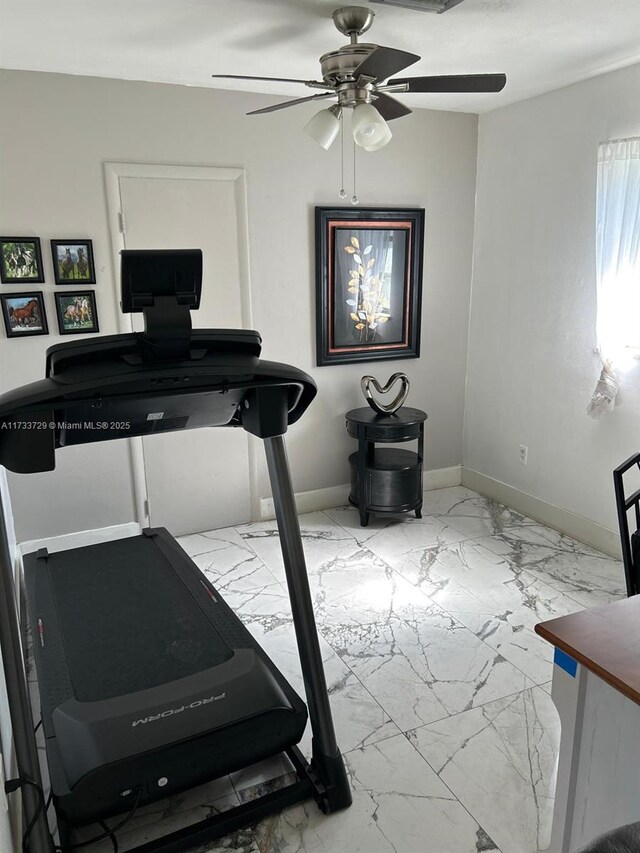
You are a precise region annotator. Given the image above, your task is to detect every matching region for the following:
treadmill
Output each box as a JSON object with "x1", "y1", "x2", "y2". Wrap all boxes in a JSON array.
[{"x1": 0, "y1": 249, "x2": 351, "y2": 852}]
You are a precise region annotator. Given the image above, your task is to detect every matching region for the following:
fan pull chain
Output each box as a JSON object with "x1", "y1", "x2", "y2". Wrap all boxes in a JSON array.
[
  {"x1": 339, "y1": 111, "x2": 346, "y2": 199},
  {"x1": 351, "y1": 138, "x2": 358, "y2": 205}
]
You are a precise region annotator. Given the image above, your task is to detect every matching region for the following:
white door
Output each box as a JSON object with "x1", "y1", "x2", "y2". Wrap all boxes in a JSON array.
[{"x1": 116, "y1": 173, "x2": 251, "y2": 535}]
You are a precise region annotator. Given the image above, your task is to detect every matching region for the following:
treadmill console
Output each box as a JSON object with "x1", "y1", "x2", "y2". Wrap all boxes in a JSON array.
[{"x1": 0, "y1": 249, "x2": 316, "y2": 473}]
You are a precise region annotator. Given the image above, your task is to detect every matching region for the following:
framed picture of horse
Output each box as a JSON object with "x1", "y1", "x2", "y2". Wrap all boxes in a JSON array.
[
  {"x1": 1, "y1": 292, "x2": 49, "y2": 338},
  {"x1": 51, "y1": 239, "x2": 96, "y2": 284},
  {"x1": 54, "y1": 290, "x2": 99, "y2": 335},
  {"x1": 0, "y1": 237, "x2": 45, "y2": 284}
]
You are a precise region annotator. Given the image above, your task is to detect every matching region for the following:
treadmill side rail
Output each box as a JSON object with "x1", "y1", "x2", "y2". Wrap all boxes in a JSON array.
[
  {"x1": 0, "y1": 478, "x2": 54, "y2": 852},
  {"x1": 264, "y1": 436, "x2": 352, "y2": 812}
]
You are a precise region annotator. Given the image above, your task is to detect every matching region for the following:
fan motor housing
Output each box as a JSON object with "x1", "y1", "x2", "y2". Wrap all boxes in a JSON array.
[{"x1": 319, "y1": 44, "x2": 377, "y2": 84}]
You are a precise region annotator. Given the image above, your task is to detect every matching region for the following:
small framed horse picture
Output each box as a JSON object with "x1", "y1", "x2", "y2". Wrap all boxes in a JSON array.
[
  {"x1": 0, "y1": 237, "x2": 45, "y2": 284},
  {"x1": 51, "y1": 239, "x2": 96, "y2": 285},
  {"x1": 1, "y1": 292, "x2": 49, "y2": 338},
  {"x1": 54, "y1": 290, "x2": 99, "y2": 335}
]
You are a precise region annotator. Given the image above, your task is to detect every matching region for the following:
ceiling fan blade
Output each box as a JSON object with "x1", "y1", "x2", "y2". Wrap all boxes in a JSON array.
[
  {"x1": 388, "y1": 73, "x2": 507, "y2": 93},
  {"x1": 212, "y1": 74, "x2": 328, "y2": 88},
  {"x1": 247, "y1": 93, "x2": 336, "y2": 116},
  {"x1": 354, "y1": 46, "x2": 420, "y2": 83},
  {"x1": 373, "y1": 92, "x2": 412, "y2": 121}
]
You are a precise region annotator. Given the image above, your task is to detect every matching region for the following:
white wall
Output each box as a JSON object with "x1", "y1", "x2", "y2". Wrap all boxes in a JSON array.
[
  {"x1": 0, "y1": 70, "x2": 478, "y2": 542},
  {"x1": 465, "y1": 63, "x2": 640, "y2": 532}
]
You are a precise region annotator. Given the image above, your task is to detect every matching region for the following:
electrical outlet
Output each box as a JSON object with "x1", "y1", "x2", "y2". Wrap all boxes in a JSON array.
[{"x1": 519, "y1": 445, "x2": 528, "y2": 465}]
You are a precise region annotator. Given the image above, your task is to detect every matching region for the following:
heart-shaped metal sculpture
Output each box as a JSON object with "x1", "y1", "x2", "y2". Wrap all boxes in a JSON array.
[{"x1": 361, "y1": 373, "x2": 410, "y2": 415}]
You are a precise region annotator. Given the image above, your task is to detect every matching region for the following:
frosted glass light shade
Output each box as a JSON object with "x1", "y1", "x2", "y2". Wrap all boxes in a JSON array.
[
  {"x1": 304, "y1": 105, "x2": 342, "y2": 150},
  {"x1": 363, "y1": 124, "x2": 392, "y2": 151},
  {"x1": 352, "y1": 103, "x2": 390, "y2": 148}
]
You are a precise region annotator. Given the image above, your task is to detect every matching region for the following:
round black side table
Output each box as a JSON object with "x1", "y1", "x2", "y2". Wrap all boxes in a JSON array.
[{"x1": 345, "y1": 406, "x2": 428, "y2": 527}]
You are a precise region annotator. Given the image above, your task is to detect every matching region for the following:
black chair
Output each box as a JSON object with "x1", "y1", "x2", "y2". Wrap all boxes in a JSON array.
[{"x1": 613, "y1": 452, "x2": 640, "y2": 597}]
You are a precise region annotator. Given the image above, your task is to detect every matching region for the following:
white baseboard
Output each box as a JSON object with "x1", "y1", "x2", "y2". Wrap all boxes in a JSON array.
[
  {"x1": 16, "y1": 464, "x2": 615, "y2": 561},
  {"x1": 425, "y1": 465, "x2": 462, "y2": 490},
  {"x1": 259, "y1": 465, "x2": 463, "y2": 521},
  {"x1": 461, "y1": 467, "x2": 621, "y2": 559},
  {"x1": 259, "y1": 484, "x2": 348, "y2": 521},
  {"x1": 19, "y1": 522, "x2": 141, "y2": 557}
]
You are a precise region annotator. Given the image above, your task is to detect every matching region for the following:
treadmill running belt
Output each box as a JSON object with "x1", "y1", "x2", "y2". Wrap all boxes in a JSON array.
[{"x1": 47, "y1": 536, "x2": 232, "y2": 700}]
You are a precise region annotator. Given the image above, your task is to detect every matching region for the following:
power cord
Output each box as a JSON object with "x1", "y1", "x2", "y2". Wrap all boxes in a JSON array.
[
  {"x1": 54, "y1": 788, "x2": 141, "y2": 851},
  {"x1": 7, "y1": 720, "x2": 49, "y2": 851},
  {"x1": 4, "y1": 776, "x2": 46, "y2": 853},
  {"x1": 6, "y1": 776, "x2": 140, "y2": 852},
  {"x1": 98, "y1": 820, "x2": 118, "y2": 853}
]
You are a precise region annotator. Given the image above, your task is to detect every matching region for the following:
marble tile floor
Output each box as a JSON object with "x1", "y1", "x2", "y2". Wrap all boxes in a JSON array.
[{"x1": 44, "y1": 487, "x2": 624, "y2": 853}]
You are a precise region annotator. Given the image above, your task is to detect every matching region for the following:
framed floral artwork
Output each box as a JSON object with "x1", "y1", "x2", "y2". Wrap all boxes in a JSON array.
[{"x1": 315, "y1": 207, "x2": 424, "y2": 365}]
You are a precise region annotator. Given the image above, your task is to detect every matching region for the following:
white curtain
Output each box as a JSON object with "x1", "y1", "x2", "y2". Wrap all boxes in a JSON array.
[{"x1": 587, "y1": 137, "x2": 640, "y2": 418}]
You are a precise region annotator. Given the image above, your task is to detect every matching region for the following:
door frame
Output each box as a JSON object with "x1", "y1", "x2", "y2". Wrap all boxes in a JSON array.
[{"x1": 103, "y1": 162, "x2": 258, "y2": 528}]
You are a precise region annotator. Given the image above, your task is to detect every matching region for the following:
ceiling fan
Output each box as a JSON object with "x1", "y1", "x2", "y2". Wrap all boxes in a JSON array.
[{"x1": 212, "y1": 5, "x2": 506, "y2": 152}]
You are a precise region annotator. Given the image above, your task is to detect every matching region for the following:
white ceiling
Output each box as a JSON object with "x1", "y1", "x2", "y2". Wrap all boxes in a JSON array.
[{"x1": 1, "y1": 0, "x2": 639, "y2": 114}]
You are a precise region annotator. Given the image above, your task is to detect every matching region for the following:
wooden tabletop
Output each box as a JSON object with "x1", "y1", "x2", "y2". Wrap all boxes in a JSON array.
[{"x1": 535, "y1": 596, "x2": 640, "y2": 706}]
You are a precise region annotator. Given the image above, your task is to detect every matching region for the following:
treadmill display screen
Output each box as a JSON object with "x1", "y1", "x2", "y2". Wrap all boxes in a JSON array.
[{"x1": 47, "y1": 536, "x2": 233, "y2": 701}]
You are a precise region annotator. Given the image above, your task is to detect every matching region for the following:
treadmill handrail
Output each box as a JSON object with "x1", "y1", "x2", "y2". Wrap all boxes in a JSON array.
[{"x1": 0, "y1": 332, "x2": 316, "y2": 473}]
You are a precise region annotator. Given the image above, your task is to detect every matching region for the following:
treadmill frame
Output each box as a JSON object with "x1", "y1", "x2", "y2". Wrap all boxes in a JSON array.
[
  {"x1": 0, "y1": 434, "x2": 350, "y2": 853},
  {"x1": 0, "y1": 249, "x2": 351, "y2": 852}
]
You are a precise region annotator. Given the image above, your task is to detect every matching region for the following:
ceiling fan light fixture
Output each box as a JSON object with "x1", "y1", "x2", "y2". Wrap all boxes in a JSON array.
[
  {"x1": 352, "y1": 103, "x2": 390, "y2": 149},
  {"x1": 362, "y1": 124, "x2": 393, "y2": 151},
  {"x1": 304, "y1": 104, "x2": 343, "y2": 150}
]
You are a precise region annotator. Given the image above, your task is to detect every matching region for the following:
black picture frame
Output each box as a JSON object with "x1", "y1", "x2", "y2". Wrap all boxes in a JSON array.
[
  {"x1": 54, "y1": 290, "x2": 99, "y2": 335},
  {"x1": 50, "y1": 239, "x2": 96, "y2": 284},
  {"x1": 315, "y1": 207, "x2": 424, "y2": 366},
  {"x1": 1, "y1": 291, "x2": 49, "y2": 338},
  {"x1": 0, "y1": 237, "x2": 45, "y2": 284}
]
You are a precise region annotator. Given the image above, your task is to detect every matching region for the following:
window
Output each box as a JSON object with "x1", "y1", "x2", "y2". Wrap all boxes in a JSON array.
[{"x1": 588, "y1": 137, "x2": 640, "y2": 417}]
